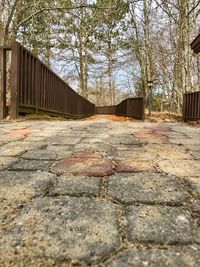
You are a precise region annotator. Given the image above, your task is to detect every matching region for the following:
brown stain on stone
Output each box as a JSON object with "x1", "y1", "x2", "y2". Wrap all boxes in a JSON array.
[
  {"x1": 51, "y1": 151, "x2": 115, "y2": 177},
  {"x1": 133, "y1": 125, "x2": 171, "y2": 143},
  {"x1": 7, "y1": 129, "x2": 40, "y2": 138}
]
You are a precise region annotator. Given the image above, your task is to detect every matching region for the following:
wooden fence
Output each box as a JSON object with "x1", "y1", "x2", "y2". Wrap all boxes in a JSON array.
[
  {"x1": 95, "y1": 106, "x2": 115, "y2": 114},
  {"x1": 115, "y1": 97, "x2": 145, "y2": 120},
  {"x1": 0, "y1": 42, "x2": 95, "y2": 119},
  {"x1": 96, "y1": 97, "x2": 145, "y2": 120},
  {"x1": 183, "y1": 91, "x2": 200, "y2": 121},
  {"x1": 1, "y1": 42, "x2": 145, "y2": 121}
]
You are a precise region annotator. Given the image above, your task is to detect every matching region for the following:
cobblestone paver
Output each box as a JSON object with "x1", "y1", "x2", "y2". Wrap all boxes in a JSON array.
[{"x1": 0, "y1": 118, "x2": 200, "y2": 266}]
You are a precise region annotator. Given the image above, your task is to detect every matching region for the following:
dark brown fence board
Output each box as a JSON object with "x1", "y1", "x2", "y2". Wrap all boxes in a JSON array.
[
  {"x1": 96, "y1": 106, "x2": 116, "y2": 114},
  {"x1": 0, "y1": 48, "x2": 7, "y2": 119},
  {"x1": 183, "y1": 91, "x2": 200, "y2": 121},
  {"x1": 10, "y1": 42, "x2": 20, "y2": 119}
]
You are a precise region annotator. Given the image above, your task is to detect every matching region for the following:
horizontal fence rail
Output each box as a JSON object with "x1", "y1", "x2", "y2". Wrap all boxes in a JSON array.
[
  {"x1": 9, "y1": 42, "x2": 95, "y2": 119},
  {"x1": 183, "y1": 91, "x2": 200, "y2": 121},
  {"x1": 96, "y1": 97, "x2": 145, "y2": 120}
]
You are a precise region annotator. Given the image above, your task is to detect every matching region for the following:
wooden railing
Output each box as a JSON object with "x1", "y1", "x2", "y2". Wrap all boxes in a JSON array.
[
  {"x1": 115, "y1": 97, "x2": 145, "y2": 120},
  {"x1": 1, "y1": 41, "x2": 95, "y2": 119},
  {"x1": 183, "y1": 91, "x2": 200, "y2": 121},
  {"x1": 1, "y1": 42, "x2": 145, "y2": 121},
  {"x1": 96, "y1": 97, "x2": 145, "y2": 120}
]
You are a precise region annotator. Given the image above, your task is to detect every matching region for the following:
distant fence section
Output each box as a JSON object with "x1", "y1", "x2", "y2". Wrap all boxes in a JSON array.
[
  {"x1": 96, "y1": 97, "x2": 145, "y2": 120},
  {"x1": 0, "y1": 41, "x2": 95, "y2": 119},
  {"x1": 96, "y1": 106, "x2": 115, "y2": 115},
  {"x1": 183, "y1": 91, "x2": 200, "y2": 121}
]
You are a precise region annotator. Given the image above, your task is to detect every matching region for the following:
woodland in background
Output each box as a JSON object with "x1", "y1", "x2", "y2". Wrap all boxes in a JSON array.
[{"x1": 0, "y1": 0, "x2": 200, "y2": 112}]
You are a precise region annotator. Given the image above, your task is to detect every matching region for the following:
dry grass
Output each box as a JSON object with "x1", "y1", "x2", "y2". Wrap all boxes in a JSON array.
[
  {"x1": 86, "y1": 114, "x2": 136, "y2": 122},
  {"x1": 145, "y1": 110, "x2": 182, "y2": 123}
]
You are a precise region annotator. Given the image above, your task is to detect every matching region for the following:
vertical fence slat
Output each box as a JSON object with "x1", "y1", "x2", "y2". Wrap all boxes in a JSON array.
[
  {"x1": 0, "y1": 48, "x2": 7, "y2": 119},
  {"x1": 10, "y1": 43, "x2": 20, "y2": 119}
]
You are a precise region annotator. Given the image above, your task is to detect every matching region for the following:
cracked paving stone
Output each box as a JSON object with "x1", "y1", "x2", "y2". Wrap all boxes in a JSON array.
[
  {"x1": 158, "y1": 160, "x2": 200, "y2": 177},
  {"x1": 0, "y1": 197, "x2": 120, "y2": 264},
  {"x1": 143, "y1": 144, "x2": 191, "y2": 160},
  {"x1": 9, "y1": 160, "x2": 53, "y2": 171},
  {"x1": 74, "y1": 142, "x2": 112, "y2": 152},
  {"x1": 0, "y1": 147, "x2": 27, "y2": 157},
  {"x1": 106, "y1": 136, "x2": 140, "y2": 145},
  {"x1": 185, "y1": 177, "x2": 200, "y2": 196},
  {"x1": 133, "y1": 131, "x2": 169, "y2": 143},
  {"x1": 51, "y1": 151, "x2": 115, "y2": 177},
  {"x1": 3, "y1": 141, "x2": 47, "y2": 150},
  {"x1": 48, "y1": 176, "x2": 100, "y2": 197},
  {"x1": 126, "y1": 205, "x2": 200, "y2": 244},
  {"x1": 116, "y1": 160, "x2": 154, "y2": 173},
  {"x1": 104, "y1": 247, "x2": 200, "y2": 267},
  {"x1": 21, "y1": 148, "x2": 72, "y2": 160},
  {"x1": 0, "y1": 171, "x2": 57, "y2": 223},
  {"x1": 0, "y1": 157, "x2": 19, "y2": 170},
  {"x1": 47, "y1": 136, "x2": 81, "y2": 145},
  {"x1": 108, "y1": 173, "x2": 190, "y2": 205},
  {"x1": 170, "y1": 139, "x2": 200, "y2": 145},
  {"x1": 112, "y1": 150, "x2": 156, "y2": 161}
]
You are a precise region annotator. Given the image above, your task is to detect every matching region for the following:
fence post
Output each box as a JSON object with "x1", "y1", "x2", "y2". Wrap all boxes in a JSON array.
[
  {"x1": 10, "y1": 42, "x2": 20, "y2": 119},
  {"x1": 35, "y1": 60, "x2": 41, "y2": 113},
  {"x1": 141, "y1": 97, "x2": 145, "y2": 120},
  {"x1": 0, "y1": 48, "x2": 7, "y2": 120}
]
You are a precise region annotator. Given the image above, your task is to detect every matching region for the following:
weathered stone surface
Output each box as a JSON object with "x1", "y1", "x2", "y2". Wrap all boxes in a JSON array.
[
  {"x1": 47, "y1": 136, "x2": 81, "y2": 145},
  {"x1": 144, "y1": 144, "x2": 191, "y2": 160},
  {"x1": 112, "y1": 150, "x2": 156, "y2": 160},
  {"x1": 185, "y1": 177, "x2": 200, "y2": 196},
  {"x1": 0, "y1": 171, "x2": 57, "y2": 223},
  {"x1": 9, "y1": 160, "x2": 53, "y2": 171},
  {"x1": 0, "y1": 147, "x2": 27, "y2": 157},
  {"x1": 116, "y1": 160, "x2": 154, "y2": 173},
  {"x1": 126, "y1": 205, "x2": 200, "y2": 244},
  {"x1": 74, "y1": 142, "x2": 112, "y2": 152},
  {"x1": 0, "y1": 197, "x2": 120, "y2": 264},
  {"x1": 170, "y1": 139, "x2": 200, "y2": 145},
  {"x1": 108, "y1": 173, "x2": 190, "y2": 205},
  {"x1": 133, "y1": 126, "x2": 170, "y2": 143},
  {"x1": 21, "y1": 148, "x2": 72, "y2": 160},
  {"x1": 0, "y1": 117, "x2": 200, "y2": 266},
  {"x1": 49, "y1": 175, "x2": 101, "y2": 197},
  {"x1": 106, "y1": 135, "x2": 140, "y2": 145},
  {"x1": 158, "y1": 160, "x2": 200, "y2": 177},
  {"x1": 0, "y1": 157, "x2": 18, "y2": 170},
  {"x1": 104, "y1": 247, "x2": 200, "y2": 267},
  {"x1": 51, "y1": 151, "x2": 115, "y2": 177}
]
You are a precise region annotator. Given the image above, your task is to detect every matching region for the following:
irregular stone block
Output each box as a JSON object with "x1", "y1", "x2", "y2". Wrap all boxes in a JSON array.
[
  {"x1": 158, "y1": 160, "x2": 200, "y2": 177},
  {"x1": 0, "y1": 197, "x2": 120, "y2": 264},
  {"x1": 10, "y1": 160, "x2": 53, "y2": 171},
  {"x1": 51, "y1": 152, "x2": 115, "y2": 177},
  {"x1": 126, "y1": 205, "x2": 200, "y2": 244},
  {"x1": 116, "y1": 160, "x2": 154, "y2": 173},
  {"x1": 108, "y1": 173, "x2": 190, "y2": 205},
  {"x1": 104, "y1": 247, "x2": 200, "y2": 267},
  {"x1": 49, "y1": 176, "x2": 100, "y2": 197}
]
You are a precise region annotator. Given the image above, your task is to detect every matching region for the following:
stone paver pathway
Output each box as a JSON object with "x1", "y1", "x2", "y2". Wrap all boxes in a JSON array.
[{"x1": 0, "y1": 116, "x2": 200, "y2": 266}]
